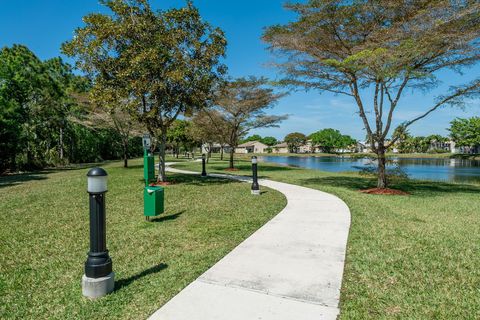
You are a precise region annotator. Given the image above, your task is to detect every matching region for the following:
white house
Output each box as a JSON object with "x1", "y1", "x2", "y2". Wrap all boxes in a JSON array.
[
  {"x1": 428, "y1": 140, "x2": 452, "y2": 153},
  {"x1": 235, "y1": 141, "x2": 269, "y2": 154}
]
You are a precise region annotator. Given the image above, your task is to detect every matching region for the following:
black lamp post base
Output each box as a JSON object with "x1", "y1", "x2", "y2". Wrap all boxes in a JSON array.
[{"x1": 85, "y1": 251, "x2": 112, "y2": 278}]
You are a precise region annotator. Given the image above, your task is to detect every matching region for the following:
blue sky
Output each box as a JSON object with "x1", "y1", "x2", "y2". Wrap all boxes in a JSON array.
[{"x1": 1, "y1": 0, "x2": 479, "y2": 141}]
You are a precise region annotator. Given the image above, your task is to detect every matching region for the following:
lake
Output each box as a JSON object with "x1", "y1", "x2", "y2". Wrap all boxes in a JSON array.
[{"x1": 259, "y1": 155, "x2": 480, "y2": 184}]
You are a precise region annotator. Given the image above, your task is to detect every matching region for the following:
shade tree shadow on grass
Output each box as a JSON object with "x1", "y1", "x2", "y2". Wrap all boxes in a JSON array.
[
  {"x1": 0, "y1": 160, "x2": 128, "y2": 189},
  {"x1": 115, "y1": 263, "x2": 168, "y2": 292},
  {"x1": 165, "y1": 173, "x2": 245, "y2": 187},
  {"x1": 300, "y1": 176, "x2": 375, "y2": 191},
  {"x1": 209, "y1": 164, "x2": 297, "y2": 173},
  {"x1": 300, "y1": 176, "x2": 480, "y2": 195},
  {"x1": 0, "y1": 172, "x2": 49, "y2": 189},
  {"x1": 138, "y1": 173, "x2": 244, "y2": 187},
  {"x1": 124, "y1": 164, "x2": 144, "y2": 170}
]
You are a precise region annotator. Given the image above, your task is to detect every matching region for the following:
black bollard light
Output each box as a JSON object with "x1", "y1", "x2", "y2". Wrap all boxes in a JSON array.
[
  {"x1": 251, "y1": 156, "x2": 260, "y2": 195},
  {"x1": 82, "y1": 167, "x2": 114, "y2": 299},
  {"x1": 201, "y1": 154, "x2": 207, "y2": 177}
]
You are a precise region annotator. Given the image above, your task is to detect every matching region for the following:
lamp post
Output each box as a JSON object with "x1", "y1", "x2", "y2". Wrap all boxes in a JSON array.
[
  {"x1": 251, "y1": 156, "x2": 260, "y2": 195},
  {"x1": 201, "y1": 154, "x2": 207, "y2": 177},
  {"x1": 82, "y1": 167, "x2": 114, "y2": 299}
]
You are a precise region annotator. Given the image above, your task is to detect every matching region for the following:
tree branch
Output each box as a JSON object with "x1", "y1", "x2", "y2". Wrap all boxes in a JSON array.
[{"x1": 382, "y1": 75, "x2": 410, "y2": 139}]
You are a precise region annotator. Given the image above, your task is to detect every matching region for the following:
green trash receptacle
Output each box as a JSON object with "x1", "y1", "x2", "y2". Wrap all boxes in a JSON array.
[{"x1": 144, "y1": 186, "x2": 164, "y2": 218}]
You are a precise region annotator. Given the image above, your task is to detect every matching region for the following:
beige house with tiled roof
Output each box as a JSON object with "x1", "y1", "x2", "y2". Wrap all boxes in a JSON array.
[{"x1": 235, "y1": 141, "x2": 269, "y2": 153}]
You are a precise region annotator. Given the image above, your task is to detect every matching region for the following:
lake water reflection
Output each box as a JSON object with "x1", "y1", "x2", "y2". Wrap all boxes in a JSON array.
[{"x1": 259, "y1": 155, "x2": 480, "y2": 183}]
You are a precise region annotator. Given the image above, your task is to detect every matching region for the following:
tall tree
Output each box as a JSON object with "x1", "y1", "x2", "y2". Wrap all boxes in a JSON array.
[
  {"x1": 213, "y1": 77, "x2": 287, "y2": 169},
  {"x1": 167, "y1": 120, "x2": 192, "y2": 158},
  {"x1": 284, "y1": 132, "x2": 307, "y2": 153},
  {"x1": 63, "y1": 0, "x2": 227, "y2": 182},
  {"x1": 449, "y1": 117, "x2": 480, "y2": 150},
  {"x1": 242, "y1": 134, "x2": 263, "y2": 144},
  {"x1": 0, "y1": 45, "x2": 84, "y2": 171},
  {"x1": 198, "y1": 109, "x2": 231, "y2": 160},
  {"x1": 310, "y1": 128, "x2": 355, "y2": 153},
  {"x1": 264, "y1": 0, "x2": 480, "y2": 188},
  {"x1": 261, "y1": 136, "x2": 278, "y2": 146},
  {"x1": 78, "y1": 88, "x2": 143, "y2": 168},
  {"x1": 189, "y1": 111, "x2": 226, "y2": 161}
]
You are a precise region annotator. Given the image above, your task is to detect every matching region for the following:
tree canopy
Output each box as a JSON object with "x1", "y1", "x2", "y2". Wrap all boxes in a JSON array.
[
  {"x1": 450, "y1": 117, "x2": 480, "y2": 148},
  {"x1": 284, "y1": 132, "x2": 307, "y2": 153},
  {"x1": 264, "y1": 0, "x2": 480, "y2": 188},
  {"x1": 261, "y1": 136, "x2": 278, "y2": 146},
  {"x1": 212, "y1": 77, "x2": 287, "y2": 168},
  {"x1": 62, "y1": 0, "x2": 227, "y2": 181},
  {"x1": 0, "y1": 45, "x2": 130, "y2": 172},
  {"x1": 309, "y1": 128, "x2": 356, "y2": 153}
]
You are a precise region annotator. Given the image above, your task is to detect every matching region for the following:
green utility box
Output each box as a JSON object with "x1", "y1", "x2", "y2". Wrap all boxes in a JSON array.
[
  {"x1": 144, "y1": 186, "x2": 164, "y2": 217},
  {"x1": 144, "y1": 155, "x2": 155, "y2": 184}
]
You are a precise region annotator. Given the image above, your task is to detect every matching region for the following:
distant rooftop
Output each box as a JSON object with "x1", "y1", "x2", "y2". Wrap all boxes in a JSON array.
[{"x1": 237, "y1": 141, "x2": 265, "y2": 148}]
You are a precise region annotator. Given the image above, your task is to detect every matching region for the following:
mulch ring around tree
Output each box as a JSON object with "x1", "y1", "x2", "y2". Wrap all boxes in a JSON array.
[
  {"x1": 224, "y1": 168, "x2": 240, "y2": 172},
  {"x1": 360, "y1": 188, "x2": 410, "y2": 195}
]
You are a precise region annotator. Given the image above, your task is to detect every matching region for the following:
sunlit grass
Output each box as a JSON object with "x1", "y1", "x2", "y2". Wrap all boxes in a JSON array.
[
  {"x1": 175, "y1": 156, "x2": 480, "y2": 319},
  {"x1": 0, "y1": 158, "x2": 286, "y2": 319}
]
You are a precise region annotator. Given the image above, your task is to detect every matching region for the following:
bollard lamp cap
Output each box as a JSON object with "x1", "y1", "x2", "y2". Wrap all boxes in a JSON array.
[
  {"x1": 202, "y1": 154, "x2": 206, "y2": 159},
  {"x1": 251, "y1": 156, "x2": 258, "y2": 164},
  {"x1": 87, "y1": 167, "x2": 108, "y2": 177},
  {"x1": 87, "y1": 167, "x2": 108, "y2": 193}
]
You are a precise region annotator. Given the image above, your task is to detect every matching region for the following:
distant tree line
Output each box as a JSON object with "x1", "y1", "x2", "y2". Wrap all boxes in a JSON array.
[
  {"x1": 282, "y1": 129, "x2": 356, "y2": 153},
  {"x1": 393, "y1": 117, "x2": 480, "y2": 154},
  {"x1": 449, "y1": 117, "x2": 480, "y2": 152},
  {"x1": 237, "y1": 129, "x2": 357, "y2": 154}
]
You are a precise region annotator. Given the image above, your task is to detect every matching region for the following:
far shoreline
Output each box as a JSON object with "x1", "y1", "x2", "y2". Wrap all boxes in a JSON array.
[{"x1": 238, "y1": 152, "x2": 480, "y2": 160}]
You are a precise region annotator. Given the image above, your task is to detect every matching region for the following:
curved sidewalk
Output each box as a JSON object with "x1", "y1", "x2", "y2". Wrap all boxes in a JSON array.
[{"x1": 149, "y1": 165, "x2": 351, "y2": 320}]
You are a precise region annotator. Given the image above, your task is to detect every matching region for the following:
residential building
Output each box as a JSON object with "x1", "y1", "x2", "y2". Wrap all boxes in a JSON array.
[
  {"x1": 235, "y1": 141, "x2": 269, "y2": 153},
  {"x1": 299, "y1": 140, "x2": 313, "y2": 153},
  {"x1": 272, "y1": 142, "x2": 289, "y2": 153}
]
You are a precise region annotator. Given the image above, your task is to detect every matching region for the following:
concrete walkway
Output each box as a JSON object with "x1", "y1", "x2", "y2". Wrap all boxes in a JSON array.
[{"x1": 149, "y1": 164, "x2": 351, "y2": 320}]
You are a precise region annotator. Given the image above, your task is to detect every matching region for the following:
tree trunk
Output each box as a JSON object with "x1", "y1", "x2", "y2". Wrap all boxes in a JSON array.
[
  {"x1": 220, "y1": 146, "x2": 224, "y2": 160},
  {"x1": 229, "y1": 149, "x2": 234, "y2": 169},
  {"x1": 123, "y1": 139, "x2": 128, "y2": 168},
  {"x1": 377, "y1": 146, "x2": 387, "y2": 188},
  {"x1": 59, "y1": 127, "x2": 64, "y2": 160},
  {"x1": 157, "y1": 129, "x2": 167, "y2": 182}
]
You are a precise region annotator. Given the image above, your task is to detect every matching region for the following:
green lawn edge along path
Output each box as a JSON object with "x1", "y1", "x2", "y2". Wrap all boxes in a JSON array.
[
  {"x1": 149, "y1": 163, "x2": 351, "y2": 320},
  {"x1": 172, "y1": 157, "x2": 480, "y2": 319},
  {"x1": 0, "y1": 158, "x2": 286, "y2": 319}
]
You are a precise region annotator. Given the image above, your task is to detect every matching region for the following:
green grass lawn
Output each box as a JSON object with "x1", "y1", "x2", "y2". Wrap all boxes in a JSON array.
[
  {"x1": 174, "y1": 156, "x2": 480, "y2": 319},
  {"x1": 0, "y1": 158, "x2": 286, "y2": 319}
]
